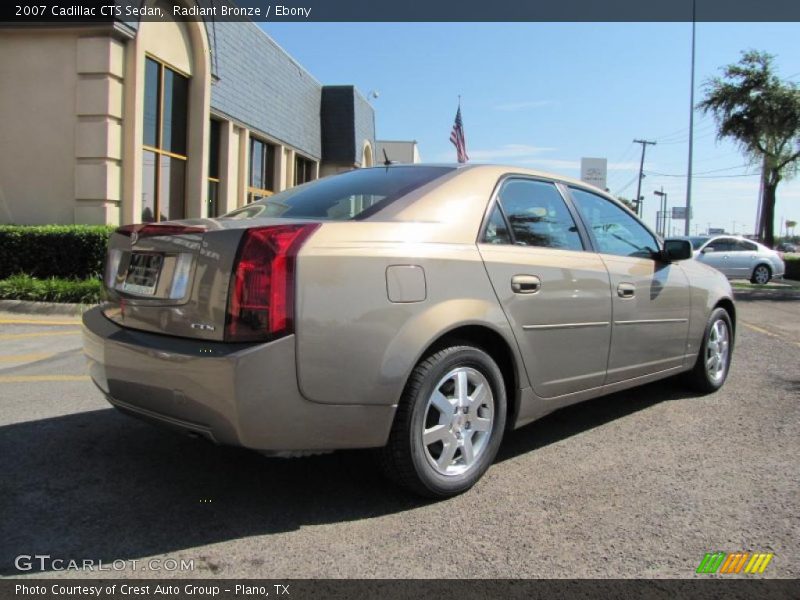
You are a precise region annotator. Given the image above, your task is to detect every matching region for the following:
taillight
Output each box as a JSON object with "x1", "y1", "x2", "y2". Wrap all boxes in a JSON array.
[{"x1": 224, "y1": 223, "x2": 320, "y2": 342}]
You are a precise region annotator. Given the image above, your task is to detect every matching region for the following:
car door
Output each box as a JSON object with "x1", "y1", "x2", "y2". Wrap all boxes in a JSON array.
[
  {"x1": 728, "y1": 239, "x2": 759, "y2": 278},
  {"x1": 567, "y1": 187, "x2": 691, "y2": 384},
  {"x1": 478, "y1": 177, "x2": 612, "y2": 398},
  {"x1": 697, "y1": 237, "x2": 737, "y2": 277}
]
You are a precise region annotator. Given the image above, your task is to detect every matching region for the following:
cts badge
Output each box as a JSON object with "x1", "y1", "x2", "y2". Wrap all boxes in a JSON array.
[{"x1": 190, "y1": 323, "x2": 216, "y2": 332}]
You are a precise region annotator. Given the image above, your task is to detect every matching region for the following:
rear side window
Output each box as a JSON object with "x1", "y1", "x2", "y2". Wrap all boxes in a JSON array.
[
  {"x1": 223, "y1": 166, "x2": 453, "y2": 221},
  {"x1": 495, "y1": 179, "x2": 583, "y2": 251}
]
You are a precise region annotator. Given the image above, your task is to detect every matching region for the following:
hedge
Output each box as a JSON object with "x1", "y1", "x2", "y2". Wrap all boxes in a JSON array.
[
  {"x1": 0, "y1": 225, "x2": 115, "y2": 280},
  {"x1": 0, "y1": 274, "x2": 104, "y2": 304}
]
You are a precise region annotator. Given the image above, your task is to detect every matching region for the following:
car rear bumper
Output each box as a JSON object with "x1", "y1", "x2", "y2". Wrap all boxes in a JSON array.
[{"x1": 82, "y1": 306, "x2": 395, "y2": 451}]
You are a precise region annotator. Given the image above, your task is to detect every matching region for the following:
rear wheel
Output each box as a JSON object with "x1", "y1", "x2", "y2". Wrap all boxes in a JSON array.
[
  {"x1": 685, "y1": 307, "x2": 733, "y2": 393},
  {"x1": 751, "y1": 264, "x2": 771, "y2": 285},
  {"x1": 378, "y1": 345, "x2": 506, "y2": 498}
]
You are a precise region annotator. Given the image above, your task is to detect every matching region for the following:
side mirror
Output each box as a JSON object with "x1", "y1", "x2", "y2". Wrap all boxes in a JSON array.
[
  {"x1": 662, "y1": 239, "x2": 693, "y2": 262},
  {"x1": 701, "y1": 246, "x2": 715, "y2": 254}
]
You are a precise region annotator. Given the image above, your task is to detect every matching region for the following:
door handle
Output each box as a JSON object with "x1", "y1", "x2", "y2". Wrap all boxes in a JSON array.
[
  {"x1": 511, "y1": 274, "x2": 541, "y2": 294},
  {"x1": 617, "y1": 282, "x2": 635, "y2": 298}
]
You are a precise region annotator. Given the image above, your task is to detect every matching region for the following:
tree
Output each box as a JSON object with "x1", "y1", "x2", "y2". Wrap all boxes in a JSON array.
[
  {"x1": 698, "y1": 50, "x2": 800, "y2": 247},
  {"x1": 786, "y1": 219, "x2": 797, "y2": 238},
  {"x1": 617, "y1": 196, "x2": 638, "y2": 212}
]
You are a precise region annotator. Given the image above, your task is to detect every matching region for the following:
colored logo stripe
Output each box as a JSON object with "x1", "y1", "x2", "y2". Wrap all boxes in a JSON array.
[
  {"x1": 697, "y1": 552, "x2": 726, "y2": 573},
  {"x1": 744, "y1": 553, "x2": 774, "y2": 574},
  {"x1": 696, "y1": 552, "x2": 774, "y2": 574}
]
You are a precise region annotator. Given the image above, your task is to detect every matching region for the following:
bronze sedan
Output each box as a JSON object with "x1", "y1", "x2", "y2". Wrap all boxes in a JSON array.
[{"x1": 83, "y1": 165, "x2": 735, "y2": 497}]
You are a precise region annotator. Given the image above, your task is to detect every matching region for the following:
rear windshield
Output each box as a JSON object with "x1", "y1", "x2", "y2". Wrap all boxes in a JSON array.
[{"x1": 222, "y1": 166, "x2": 454, "y2": 221}]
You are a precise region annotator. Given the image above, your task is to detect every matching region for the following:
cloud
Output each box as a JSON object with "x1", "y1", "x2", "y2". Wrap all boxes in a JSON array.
[
  {"x1": 493, "y1": 100, "x2": 553, "y2": 112},
  {"x1": 514, "y1": 158, "x2": 580, "y2": 170},
  {"x1": 453, "y1": 143, "x2": 555, "y2": 162},
  {"x1": 608, "y1": 161, "x2": 640, "y2": 171}
]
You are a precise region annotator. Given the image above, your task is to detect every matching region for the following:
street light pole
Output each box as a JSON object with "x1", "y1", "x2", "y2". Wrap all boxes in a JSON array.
[
  {"x1": 654, "y1": 188, "x2": 667, "y2": 237},
  {"x1": 684, "y1": 0, "x2": 697, "y2": 235}
]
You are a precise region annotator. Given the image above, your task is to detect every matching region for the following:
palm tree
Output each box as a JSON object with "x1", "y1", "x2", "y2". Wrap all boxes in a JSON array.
[
  {"x1": 786, "y1": 219, "x2": 797, "y2": 238},
  {"x1": 698, "y1": 50, "x2": 800, "y2": 247}
]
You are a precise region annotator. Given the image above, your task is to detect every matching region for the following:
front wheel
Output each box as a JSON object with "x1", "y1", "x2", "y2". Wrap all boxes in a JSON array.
[
  {"x1": 378, "y1": 345, "x2": 507, "y2": 498},
  {"x1": 684, "y1": 307, "x2": 733, "y2": 393},
  {"x1": 751, "y1": 264, "x2": 771, "y2": 285}
]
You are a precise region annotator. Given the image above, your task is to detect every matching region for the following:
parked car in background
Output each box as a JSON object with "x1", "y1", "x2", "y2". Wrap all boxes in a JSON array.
[
  {"x1": 676, "y1": 235, "x2": 786, "y2": 284},
  {"x1": 776, "y1": 242, "x2": 798, "y2": 253},
  {"x1": 84, "y1": 165, "x2": 736, "y2": 497}
]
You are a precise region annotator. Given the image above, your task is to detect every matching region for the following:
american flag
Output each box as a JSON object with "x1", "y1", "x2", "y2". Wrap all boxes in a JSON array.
[{"x1": 450, "y1": 105, "x2": 468, "y2": 163}]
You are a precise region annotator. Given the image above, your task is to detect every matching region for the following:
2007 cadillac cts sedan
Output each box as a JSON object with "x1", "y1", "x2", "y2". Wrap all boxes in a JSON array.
[{"x1": 83, "y1": 165, "x2": 735, "y2": 497}]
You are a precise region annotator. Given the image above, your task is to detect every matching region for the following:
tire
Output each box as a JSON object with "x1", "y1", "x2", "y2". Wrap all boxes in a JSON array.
[
  {"x1": 751, "y1": 264, "x2": 771, "y2": 285},
  {"x1": 378, "y1": 345, "x2": 507, "y2": 498},
  {"x1": 684, "y1": 307, "x2": 733, "y2": 393}
]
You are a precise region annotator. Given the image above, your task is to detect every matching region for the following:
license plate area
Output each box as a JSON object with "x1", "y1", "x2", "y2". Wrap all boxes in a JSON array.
[{"x1": 120, "y1": 253, "x2": 163, "y2": 296}]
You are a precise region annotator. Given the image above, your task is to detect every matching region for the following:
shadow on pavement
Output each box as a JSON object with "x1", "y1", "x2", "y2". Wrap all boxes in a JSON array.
[{"x1": 0, "y1": 376, "x2": 697, "y2": 575}]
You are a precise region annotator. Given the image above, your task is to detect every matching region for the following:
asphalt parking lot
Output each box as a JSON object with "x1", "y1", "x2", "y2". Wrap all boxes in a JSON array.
[{"x1": 1, "y1": 291, "x2": 798, "y2": 579}]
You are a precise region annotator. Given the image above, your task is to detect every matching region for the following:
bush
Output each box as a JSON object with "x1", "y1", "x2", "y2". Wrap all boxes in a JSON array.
[
  {"x1": 0, "y1": 225, "x2": 115, "y2": 280},
  {"x1": 785, "y1": 255, "x2": 800, "y2": 281},
  {"x1": 0, "y1": 274, "x2": 103, "y2": 304}
]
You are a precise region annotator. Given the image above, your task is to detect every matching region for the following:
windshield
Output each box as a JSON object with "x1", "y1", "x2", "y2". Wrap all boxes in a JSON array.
[
  {"x1": 687, "y1": 236, "x2": 709, "y2": 250},
  {"x1": 222, "y1": 166, "x2": 454, "y2": 221}
]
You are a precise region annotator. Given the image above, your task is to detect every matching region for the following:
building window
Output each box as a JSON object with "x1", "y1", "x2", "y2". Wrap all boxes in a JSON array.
[
  {"x1": 142, "y1": 56, "x2": 189, "y2": 222},
  {"x1": 294, "y1": 155, "x2": 316, "y2": 186},
  {"x1": 208, "y1": 119, "x2": 221, "y2": 217},
  {"x1": 248, "y1": 136, "x2": 275, "y2": 203}
]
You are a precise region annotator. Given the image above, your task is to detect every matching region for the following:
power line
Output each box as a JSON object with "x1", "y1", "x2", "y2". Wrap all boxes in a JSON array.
[
  {"x1": 612, "y1": 173, "x2": 640, "y2": 196},
  {"x1": 645, "y1": 169, "x2": 758, "y2": 179}
]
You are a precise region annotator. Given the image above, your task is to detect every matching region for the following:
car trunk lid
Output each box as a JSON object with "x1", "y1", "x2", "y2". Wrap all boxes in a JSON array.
[{"x1": 102, "y1": 218, "x2": 317, "y2": 342}]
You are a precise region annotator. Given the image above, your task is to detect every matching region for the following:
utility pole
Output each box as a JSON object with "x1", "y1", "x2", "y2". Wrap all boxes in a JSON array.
[
  {"x1": 684, "y1": 0, "x2": 697, "y2": 236},
  {"x1": 633, "y1": 139, "x2": 656, "y2": 218}
]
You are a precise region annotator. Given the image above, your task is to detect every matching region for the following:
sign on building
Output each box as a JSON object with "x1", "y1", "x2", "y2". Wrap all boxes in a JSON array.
[{"x1": 580, "y1": 158, "x2": 608, "y2": 191}]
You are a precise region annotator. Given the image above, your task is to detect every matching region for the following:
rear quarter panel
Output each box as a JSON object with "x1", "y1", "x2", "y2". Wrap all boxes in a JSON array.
[{"x1": 293, "y1": 222, "x2": 525, "y2": 406}]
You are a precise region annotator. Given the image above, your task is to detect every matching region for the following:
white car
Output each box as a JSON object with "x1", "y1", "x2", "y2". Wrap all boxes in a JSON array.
[{"x1": 676, "y1": 236, "x2": 786, "y2": 284}]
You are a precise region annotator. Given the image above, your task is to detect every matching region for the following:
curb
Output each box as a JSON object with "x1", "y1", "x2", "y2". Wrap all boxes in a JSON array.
[{"x1": 0, "y1": 299, "x2": 97, "y2": 317}]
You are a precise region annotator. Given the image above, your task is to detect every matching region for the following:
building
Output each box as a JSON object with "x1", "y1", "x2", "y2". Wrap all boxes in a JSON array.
[
  {"x1": 0, "y1": 1, "x2": 377, "y2": 226},
  {"x1": 375, "y1": 140, "x2": 421, "y2": 165}
]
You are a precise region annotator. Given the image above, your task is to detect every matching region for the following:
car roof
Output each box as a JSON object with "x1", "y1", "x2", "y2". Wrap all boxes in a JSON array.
[{"x1": 374, "y1": 163, "x2": 611, "y2": 195}]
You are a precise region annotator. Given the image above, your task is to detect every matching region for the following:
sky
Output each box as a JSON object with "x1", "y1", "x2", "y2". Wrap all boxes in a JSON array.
[{"x1": 260, "y1": 22, "x2": 800, "y2": 237}]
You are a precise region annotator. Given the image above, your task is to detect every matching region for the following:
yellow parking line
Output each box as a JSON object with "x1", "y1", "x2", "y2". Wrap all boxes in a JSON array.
[
  {"x1": 741, "y1": 321, "x2": 800, "y2": 348},
  {"x1": 741, "y1": 322, "x2": 774, "y2": 336},
  {"x1": 0, "y1": 330, "x2": 81, "y2": 340},
  {"x1": 0, "y1": 353, "x2": 54, "y2": 363},
  {"x1": 0, "y1": 375, "x2": 90, "y2": 383},
  {"x1": 0, "y1": 319, "x2": 80, "y2": 325}
]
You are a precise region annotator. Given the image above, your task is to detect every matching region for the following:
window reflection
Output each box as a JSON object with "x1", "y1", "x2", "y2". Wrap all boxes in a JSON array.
[{"x1": 141, "y1": 56, "x2": 188, "y2": 222}]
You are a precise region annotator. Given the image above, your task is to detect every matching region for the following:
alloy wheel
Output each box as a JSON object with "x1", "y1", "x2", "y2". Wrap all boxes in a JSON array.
[
  {"x1": 753, "y1": 265, "x2": 770, "y2": 285},
  {"x1": 706, "y1": 318, "x2": 730, "y2": 384},
  {"x1": 421, "y1": 367, "x2": 494, "y2": 476}
]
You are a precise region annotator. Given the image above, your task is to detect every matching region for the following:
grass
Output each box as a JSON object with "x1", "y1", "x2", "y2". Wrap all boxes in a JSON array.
[
  {"x1": 0, "y1": 274, "x2": 103, "y2": 304},
  {"x1": 731, "y1": 280, "x2": 800, "y2": 290}
]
